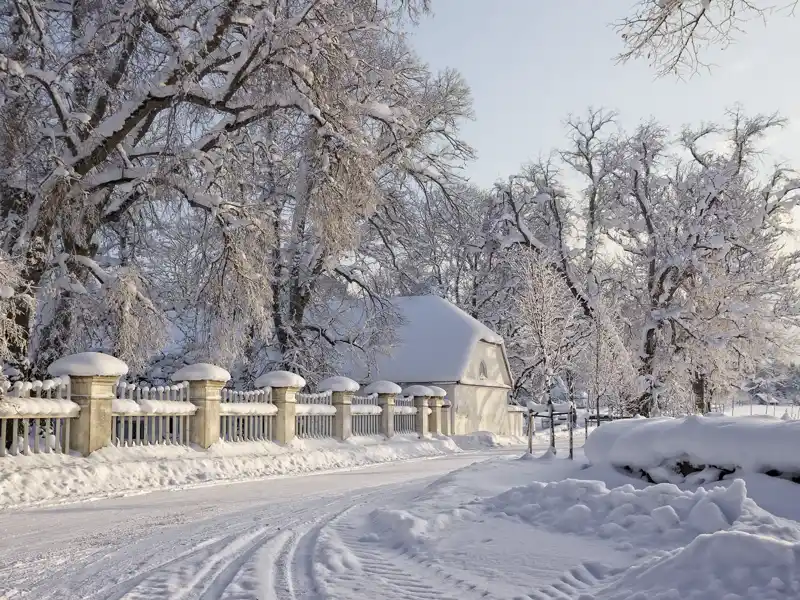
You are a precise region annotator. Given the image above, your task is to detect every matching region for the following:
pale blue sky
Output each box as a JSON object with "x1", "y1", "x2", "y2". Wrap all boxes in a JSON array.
[{"x1": 412, "y1": 0, "x2": 800, "y2": 187}]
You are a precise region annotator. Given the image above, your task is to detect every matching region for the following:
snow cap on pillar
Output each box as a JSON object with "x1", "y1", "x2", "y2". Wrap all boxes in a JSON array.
[
  {"x1": 171, "y1": 363, "x2": 231, "y2": 383},
  {"x1": 255, "y1": 370, "x2": 306, "y2": 389},
  {"x1": 48, "y1": 352, "x2": 129, "y2": 378},
  {"x1": 427, "y1": 385, "x2": 447, "y2": 398},
  {"x1": 403, "y1": 385, "x2": 432, "y2": 397},
  {"x1": 318, "y1": 376, "x2": 359, "y2": 393},
  {"x1": 364, "y1": 380, "x2": 402, "y2": 395}
]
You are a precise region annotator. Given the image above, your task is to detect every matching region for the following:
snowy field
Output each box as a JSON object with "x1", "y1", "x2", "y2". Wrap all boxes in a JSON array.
[{"x1": 2, "y1": 429, "x2": 799, "y2": 600}]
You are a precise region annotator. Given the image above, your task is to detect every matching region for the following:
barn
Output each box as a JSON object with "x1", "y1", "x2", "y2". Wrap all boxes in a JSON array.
[{"x1": 345, "y1": 295, "x2": 518, "y2": 436}]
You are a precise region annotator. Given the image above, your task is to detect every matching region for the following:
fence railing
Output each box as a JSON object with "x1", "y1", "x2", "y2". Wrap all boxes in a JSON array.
[
  {"x1": 394, "y1": 395, "x2": 417, "y2": 434},
  {"x1": 111, "y1": 381, "x2": 195, "y2": 447},
  {"x1": 0, "y1": 356, "x2": 501, "y2": 459},
  {"x1": 0, "y1": 377, "x2": 77, "y2": 456},
  {"x1": 296, "y1": 390, "x2": 335, "y2": 438},
  {"x1": 352, "y1": 393, "x2": 382, "y2": 436},
  {"x1": 220, "y1": 388, "x2": 275, "y2": 442}
]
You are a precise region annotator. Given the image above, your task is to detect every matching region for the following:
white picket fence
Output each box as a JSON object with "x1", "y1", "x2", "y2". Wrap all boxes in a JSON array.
[
  {"x1": 352, "y1": 393, "x2": 381, "y2": 436},
  {"x1": 296, "y1": 390, "x2": 335, "y2": 438},
  {"x1": 394, "y1": 395, "x2": 417, "y2": 434},
  {"x1": 0, "y1": 377, "x2": 77, "y2": 456},
  {"x1": 220, "y1": 388, "x2": 275, "y2": 442},
  {"x1": 111, "y1": 381, "x2": 196, "y2": 446}
]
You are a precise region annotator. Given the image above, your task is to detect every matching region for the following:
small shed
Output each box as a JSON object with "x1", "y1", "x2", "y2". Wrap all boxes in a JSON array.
[{"x1": 347, "y1": 296, "x2": 517, "y2": 436}]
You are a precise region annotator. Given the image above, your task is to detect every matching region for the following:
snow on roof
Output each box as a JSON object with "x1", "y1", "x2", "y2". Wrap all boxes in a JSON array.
[{"x1": 348, "y1": 296, "x2": 505, "y2": 385}]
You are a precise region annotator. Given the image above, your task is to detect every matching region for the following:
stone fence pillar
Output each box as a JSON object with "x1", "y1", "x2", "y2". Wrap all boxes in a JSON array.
[
  {"x1": 255, "y1": 370, "x2": 306, "y2": 445},
  {"x1": 427, "y1": 386, "x2": 447, "y2": 435},
  {"x1": 365, "y1": 381, "x2": 402, "y2": 438},
  {"x1": 172, "y1": 363, "x2": 230, "y2": 449},
  {"x1": 404, "y1": 385, "x2": 432, "y2": 438},
  {"x1": 319, "y1": 376, "x2": 359, "y2": 441},
  {"x1": 48, "y1": 352, "x2": 129, "y2": 456},
  {"x1": 441, "y1": 400, "x2": 452, "y2": 436}
]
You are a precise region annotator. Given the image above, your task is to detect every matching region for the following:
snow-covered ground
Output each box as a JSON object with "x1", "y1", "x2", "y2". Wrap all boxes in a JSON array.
[
  {"x1": 2, "y1": 430, "x2": 799, "y2": 600},
  {"x1": 0, "y1": 429, "x2": 553, "y2": 509},
  {"x1": 0, "y1": 435, "x2": 465, "y2": 509},
  {"x1": 726, "y1": 402, "x2": 800, "y2": 419}
]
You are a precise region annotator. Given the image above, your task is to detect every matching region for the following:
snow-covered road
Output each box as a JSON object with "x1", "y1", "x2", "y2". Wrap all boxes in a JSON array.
[
  {"x1": 1, "y1": 452, "x2": 520, "y2": 600},
  {"x1": 6, "y1": 437, "x2": 799, "y2": 600}
]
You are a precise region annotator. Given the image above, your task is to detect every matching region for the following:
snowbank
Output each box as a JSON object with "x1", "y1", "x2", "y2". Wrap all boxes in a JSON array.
[
  {"x1": 0, "y1": 436, "x2": 460, "y2": 508},
  {"x1": 485, "y1": 478, "x2": 753, "y2": 548},
  {"x1": 479, "y1": 476, "x2": 800, "y2": 598},
  {"x1": 349, "y1": 451, "x2": 800, "y2": 600},
  {"x1": 451, "y1": 431, "x2": 527, "y2": 450},
  {"x1": 585, "y1": 415, "x2": 800, "y2": 478},
  {"x1": 48, "y1": 352, "x2": 128, "y2": 378}
]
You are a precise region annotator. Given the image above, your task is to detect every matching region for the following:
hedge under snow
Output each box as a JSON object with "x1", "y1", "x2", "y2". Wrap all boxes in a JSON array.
[{"x1": 585, "y1": 414, "x2": 800, "y2": 476}]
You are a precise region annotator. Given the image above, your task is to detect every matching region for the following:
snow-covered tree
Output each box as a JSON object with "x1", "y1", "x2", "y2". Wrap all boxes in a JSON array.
[
  {"x1": 616, "y1": 0, "x2": 796, "y2": 75},
  {"x1": 507, "y1": 248, "x2": 582, "y2": 403},
  {"x1": 0, "y1": 0, "x2": 472, "y2": 381},
  {"x1": 494, "y1": 109, "x2": 800, "y2": 415}
]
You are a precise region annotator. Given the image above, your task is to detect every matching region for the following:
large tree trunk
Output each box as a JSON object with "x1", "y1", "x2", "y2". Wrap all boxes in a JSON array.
[
  {"x1": 692, "y1": 372, "x2": 709, "y2": 414},
  {"x1": 635, "y1": 326, "x2": 658, "y2": 417}
]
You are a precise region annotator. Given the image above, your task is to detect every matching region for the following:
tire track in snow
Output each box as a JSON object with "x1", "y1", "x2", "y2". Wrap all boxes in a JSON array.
[
  {"x1": 325, "y1": 519, "x2": 491, "y2": 600},
  {"x1": 13, "y1": 493, "x2": 344, "y2": 600},
  {"x1": 517, "y1": 562, "x2": 621, "y2": 600},
  {"x1": 263, "y1": 485, "x2": 425, "y2": 600},
  {"x1": 4, "y1": 462, "x2": 511, "y2": 600}
]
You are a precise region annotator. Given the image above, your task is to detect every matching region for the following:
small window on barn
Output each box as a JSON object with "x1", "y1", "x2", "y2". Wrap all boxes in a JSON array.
[{"x1": 479, "y1": 360, "x2": 488, "y2": 380}]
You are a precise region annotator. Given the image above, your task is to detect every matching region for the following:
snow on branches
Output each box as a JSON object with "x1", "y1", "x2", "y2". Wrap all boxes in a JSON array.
[
  {"x1": 615, "y1": 0, "x2": 794, "y2": 76},
  {"x1": 495, "y1": 108, "x2": 800, "y2": 415},
  {"x1": 0, "y1": 0, "x2": 472, "y2": 380}
]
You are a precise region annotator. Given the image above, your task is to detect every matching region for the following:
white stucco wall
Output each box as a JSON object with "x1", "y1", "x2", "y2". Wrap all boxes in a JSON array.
[
  {"x1": 462, "y1": 341, "x2": 512, "y2": 387},
  {"x1": 451, "y1": 384, "x2": 522, "y2": 436}
]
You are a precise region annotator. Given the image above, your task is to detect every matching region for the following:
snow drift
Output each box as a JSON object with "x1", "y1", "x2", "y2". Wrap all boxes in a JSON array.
[
  {"x1": 0, "y1": 436, "x2": 460, "y2": 508},
  {"x1": 585, "y1": 414, "x2": 800, "y2": 481}
]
